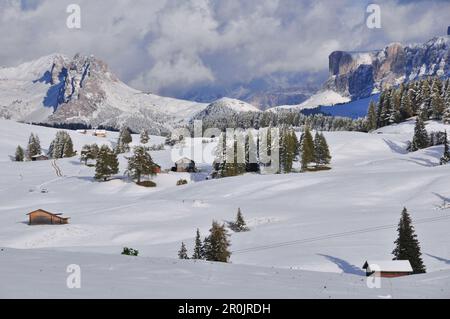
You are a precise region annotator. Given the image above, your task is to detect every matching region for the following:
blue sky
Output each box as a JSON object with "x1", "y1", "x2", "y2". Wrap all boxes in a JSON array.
[{"x1": 2, "y1": 0, "x2": 450, "y2": 97}]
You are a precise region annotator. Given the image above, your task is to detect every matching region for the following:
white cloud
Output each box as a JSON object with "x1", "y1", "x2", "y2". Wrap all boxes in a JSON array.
[{"x1": 1, "y1": 0, "x2": 449, "y2": 96}]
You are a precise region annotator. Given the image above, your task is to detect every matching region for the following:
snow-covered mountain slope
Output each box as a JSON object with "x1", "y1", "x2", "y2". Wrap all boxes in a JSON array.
[
  {"x1": 0, "y1": 119, "x2": 450, "y2": 298},
  {"x1": 191, "y1": 97, "x2": 260, "y2": 121},
  {"x1": 272, "y1": 90, "x2": 350, "y2": 111},
  {"x1": 325, "y1": 36, "x2": 450, "y2": 100},
  {"x1": 0, "y1": 54, "x2": 208, "y2": 134},
  {"x1": 1, "y1": 248, "x2": 448, "y2": 298}
]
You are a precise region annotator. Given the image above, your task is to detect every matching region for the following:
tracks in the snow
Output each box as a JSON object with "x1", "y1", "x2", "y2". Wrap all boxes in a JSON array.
[{"x1": 51, "y1": 160, "x2": 63, "y2": 177}]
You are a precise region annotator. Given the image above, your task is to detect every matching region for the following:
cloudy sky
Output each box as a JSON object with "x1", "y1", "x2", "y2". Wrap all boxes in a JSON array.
[{"x1": 1, "y1": 0, "x2": 449, "y2": 97}]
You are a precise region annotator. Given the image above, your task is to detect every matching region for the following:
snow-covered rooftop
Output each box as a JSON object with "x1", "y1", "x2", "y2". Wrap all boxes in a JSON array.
[{"x1": 363, "y1": 260, "x2": 413, "y2": 273}]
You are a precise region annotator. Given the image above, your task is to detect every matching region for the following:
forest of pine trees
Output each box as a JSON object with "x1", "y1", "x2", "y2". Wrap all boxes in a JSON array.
[
  {"x1": 212, "y1": 127, "x2": 331, "y2": 177},
  {"x1": 371, "y1": 77, "x2": 450, "y2": 130}
]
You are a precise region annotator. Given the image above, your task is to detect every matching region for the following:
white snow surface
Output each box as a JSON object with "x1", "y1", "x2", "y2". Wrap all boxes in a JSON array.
[
  {"x1": 0, "y1": 118, "x2": 450, "y2": 298},
  {"x1": 273, "y1": 90, "x2": 351, "y2": 110}
]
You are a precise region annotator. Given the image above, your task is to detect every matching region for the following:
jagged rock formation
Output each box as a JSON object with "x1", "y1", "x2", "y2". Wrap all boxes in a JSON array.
[{"x1": 325, "y1": 37, "x2": 450, "y2": 99}]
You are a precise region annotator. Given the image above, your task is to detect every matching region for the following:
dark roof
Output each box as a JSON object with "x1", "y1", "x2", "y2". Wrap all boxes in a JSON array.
[{"x1": 27, "y1": 209, "x2": 70, "y2": 219}]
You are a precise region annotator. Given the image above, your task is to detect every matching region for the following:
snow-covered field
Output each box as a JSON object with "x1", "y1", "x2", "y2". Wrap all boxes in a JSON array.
[{"x1": 0, "y1": 118, "x2": 449, "y2": 298}]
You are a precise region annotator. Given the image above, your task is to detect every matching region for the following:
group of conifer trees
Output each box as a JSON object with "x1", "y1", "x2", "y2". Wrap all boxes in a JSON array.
[
  {"x1": 367, "y1": 77, "x2": 450, "y2": 131},
  {"x1": 80, "y1": 127, "x2": 159, "y2": 183},
  {"x1": 14, "y1": 131, "x2": 76, "y2": 161},
  {"x1": 212, "y1": 127, "x2": 331, "y2": 178},
  {"x1": 178, "y1": 209, "x2": 249, "y2": 262}
]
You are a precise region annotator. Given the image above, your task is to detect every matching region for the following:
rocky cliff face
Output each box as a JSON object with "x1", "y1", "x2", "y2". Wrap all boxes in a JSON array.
[
  {"x1": 325, "y1": 37, "x2": 450, "y2": 99},
  {"x1": 0, "y1": 53, "x2": 207, "y2": 134}
]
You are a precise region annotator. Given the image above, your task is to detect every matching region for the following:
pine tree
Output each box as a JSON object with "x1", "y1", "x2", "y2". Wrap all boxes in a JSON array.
[
  {"x1": 410, "y1": 117, "x2": 429, "y2": 152},
  {"x1": 48, "y1": 131, "x2": 75, "y2": 158},
  {"x1": 300, "y1": 127, "x2": 314, "y2": 171},
  {"x1": 63, "y1": 134, "x2": 76, "y2": 157},
  {"x1": 95, "y1": 145, "x2": 119, "y2": 181},
  {"x1": 230, "y1": 208, "x2": 249, "y2": 232},
  {"x1": 204, "y1": 221, "x2": 231, "y2": 263},
  {"x1": 444, "y1": 85, "x2": 450, "y2": 124},
  {"x1": 392, "y1": 207, "x2": 426, "y2": 274},
  {"x1": 431, "y1": 83, "x2": 445, "y2": 120},
  {"x1": 116, "y1": 127, "x2": 132, "y2": 153},
  {"x1": 126, "y1": 146, "x2": 157, "y2": 183},
  {"x1": 178, "y1": 242, "x2": 189, "y2": 259},
  {"x1": 192, "y1": 229, "x2": 204, "y2": 259},
  {"x1": 80, "y1": 144, "x2": 99, "y2": 165},
  {"x1": 314, "y1": 132, "x2": 331, "y2": 166},
  {"x1": 367, "y1": 101, "x2": 378, "y2": 131},
  {"x1": 140, "y1": 130, "x2": 149, "y2": 144},
  {"x1": 15, "y1": 146, "x2": 24, "y2": 162},
  {"x1": 26, "y1": 133, "x2": 41, "y2": 159},
  {"x1": 440, "y1": 131, "x2": 450, "y2": 165}
]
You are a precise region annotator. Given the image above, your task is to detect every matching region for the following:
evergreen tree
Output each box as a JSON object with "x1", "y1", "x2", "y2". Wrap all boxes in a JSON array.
[
  {"x1": 300, "y1": 127, "x2": 314, "y2": 170},
  {"x1": 367, "y1": 101, "x2": 378, "y2": 131},
  {"x1": 440, "y1": 131, "x2": 450, "y2": 165},
  {"x1": 314, "y1": 132, "x2": 331, "y2": 166},
  {"x1": 178, "y1": 242, "x2": 189, "y2": 259},
  {"x1": 192, "y1": 228, "x2": 204, "y2": 259},
  {"x1": 410, "y1": 117, "x2": 429, "y2": 152},
  {"x1": 392, "y1": 207, "x2": 426, "y2": 274},
  {"x1": 126, "y1": 146, "x2": 157, "y2": 183},
  {"x1": 431, "y1": 84, "x2": 445, "y2": 120},
  {"x1": 48, "y1": 131, "x2": 75, "y2": 158},
  {"x1": 15, "y1": 146, "x2": 24, "y2": 162},
  {"x1": 230, "y1": 208, "x2": 249, "y2": 232},
  {"x1": 279, "y1": 128, "x2": 298, "y2": 173},
  {"x1": 63, "y1": 134, "x2": 76, "y2": 157},
  {"x1": 26, "y1": 133, "x2": 41, "y2": 159},
  {"x1": 400, "y1": 89, "x2": 414, "y2": 119},
  {"x1": 140, "y1": 130, "x2": 149, "y2": 144},
  {"x1": 420, "y1": 79, "x2": 432, "y2": 119},
  {"x1": 204, "y1": 221, "x2": 231, "y2": 263},
  {"x1": 95, "y1": 145, "x2": 119, "y2": 181},
  {"x1": 80, "y1": 144, "x2": 99, "y2": 165},
  {"x1": 116, "y1": 127, "x2": 132, "y2": 153}
]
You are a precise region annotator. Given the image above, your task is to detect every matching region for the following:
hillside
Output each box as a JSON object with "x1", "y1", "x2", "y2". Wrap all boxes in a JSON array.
[{"x1": 0, "y1": 119, "x2": 449, "y2": 297}]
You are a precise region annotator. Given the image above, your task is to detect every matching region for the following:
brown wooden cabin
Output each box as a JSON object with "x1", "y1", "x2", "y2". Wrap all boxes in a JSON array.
[
  {"x1": 31, "y1": 154, "x2": 49, "y2": 161},
  {"x1": 27, "y1": 209, "x2": 70, "y2": 225},
  {"x1": 362, "y1": 260, "x2": 413, "y2": 278}
]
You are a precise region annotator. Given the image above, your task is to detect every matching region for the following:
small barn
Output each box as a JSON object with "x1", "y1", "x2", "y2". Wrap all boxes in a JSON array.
[
  {"x1": 27, "y1": 209, "x2": 70, "y2": 225},
  {"x1": 362, "y1": 260, "x2": 413, "y2": 278},
  {"x1": 92, "y1": 129, "x2": 107, "y2": 137},
  {"x1": 31, "y1": 154, "x2": 49, "y2": 161},
  {"x1": 172, "y1": 157, "x2": 196, "y2": 172}
]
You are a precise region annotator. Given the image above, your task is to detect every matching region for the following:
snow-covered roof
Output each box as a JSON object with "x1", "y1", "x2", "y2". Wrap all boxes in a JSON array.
[
  {"x1": 363, "y1": 260, "x2": 413, "y2": 273},
  {"x1": 176, "y1": 157, "x2": 194, "y2": 164}
]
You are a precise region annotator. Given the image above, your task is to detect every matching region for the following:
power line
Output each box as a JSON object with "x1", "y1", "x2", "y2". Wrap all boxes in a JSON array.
[{"x1": 232, "y1": 214, "x2": 450, "y2": 254}]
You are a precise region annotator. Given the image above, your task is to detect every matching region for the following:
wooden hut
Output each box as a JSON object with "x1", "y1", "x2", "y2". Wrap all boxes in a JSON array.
[
  {"x1": 172, "y1": 157, "x2": 196, "y2": 172},
  {"x1": 27, "y1": 209, "x2": 70, "y2": 225},
  {"x1": 362, "y1": 260, "x2": 413, "y2": 278},
  {"x1": 31, "y1": 154, "x2": 49, "y2": 161}
]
